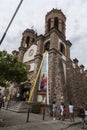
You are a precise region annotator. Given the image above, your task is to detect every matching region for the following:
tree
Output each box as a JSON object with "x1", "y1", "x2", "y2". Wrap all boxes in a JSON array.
[{"x1": 0, "y1": 50, "x2": 28, "y2": 87}]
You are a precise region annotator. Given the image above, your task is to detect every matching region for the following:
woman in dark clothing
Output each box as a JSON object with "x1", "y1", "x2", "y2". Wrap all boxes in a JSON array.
[{"x1": 78, "y1": 105, "x2": 87, "y2": 129}]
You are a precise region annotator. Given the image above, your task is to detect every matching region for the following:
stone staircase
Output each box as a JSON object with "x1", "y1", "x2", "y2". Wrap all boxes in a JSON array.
[{"x1": 4, "y1": 101, "x2": 30, "y2": 113}]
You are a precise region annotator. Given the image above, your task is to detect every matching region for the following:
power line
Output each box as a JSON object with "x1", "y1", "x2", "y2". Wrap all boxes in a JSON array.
[{"x1": 0, "y1": 0, "x2": 23, "y2": 45}]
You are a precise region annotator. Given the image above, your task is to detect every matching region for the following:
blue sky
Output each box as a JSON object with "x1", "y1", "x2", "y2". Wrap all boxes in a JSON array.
[{"x1": 0, "y1": 0, "x2": 87, "y2": 68}]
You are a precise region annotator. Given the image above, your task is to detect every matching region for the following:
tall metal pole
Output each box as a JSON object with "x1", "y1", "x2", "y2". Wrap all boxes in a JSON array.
[{"x1": 0, "y1": 0, "x2": 23, "y2": 45}]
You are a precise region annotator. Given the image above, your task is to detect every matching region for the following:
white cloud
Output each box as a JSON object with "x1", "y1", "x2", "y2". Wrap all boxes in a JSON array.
[{"x1": 0, "y1": 0, "x2": 87, "y2": 68}]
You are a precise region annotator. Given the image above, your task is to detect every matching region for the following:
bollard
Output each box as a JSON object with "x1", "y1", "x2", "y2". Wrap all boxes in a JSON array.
[
  {"x1": 26, "y1": 107, "x2": 31, "y2": 122},
  {"x1": 42, "y1": 107, "x2": 45, "y2": 120}
]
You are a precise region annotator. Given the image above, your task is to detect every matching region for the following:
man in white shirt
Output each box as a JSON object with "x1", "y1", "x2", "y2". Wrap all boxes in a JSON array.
[
  {"x1": 68, "y1": 102, "x2": 74, "y2": 122},
  {"x1": 59, "y1": 102, "x2": 64, "y2": 120}
]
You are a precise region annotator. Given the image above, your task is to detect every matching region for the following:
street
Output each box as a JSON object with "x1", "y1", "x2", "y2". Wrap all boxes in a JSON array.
[{"x1": 0, "y1": 109, "x2": 87, "y2": 130}]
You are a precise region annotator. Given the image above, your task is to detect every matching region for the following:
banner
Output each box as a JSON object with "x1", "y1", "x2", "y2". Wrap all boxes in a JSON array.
[{"x1": 39, "y1": 52, "x2": 48, "y2": 91}]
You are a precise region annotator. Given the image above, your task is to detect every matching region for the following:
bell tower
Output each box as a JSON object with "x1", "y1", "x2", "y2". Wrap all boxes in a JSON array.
[
  {"x1": 45, "y1": 8, "x2": 66, "y2": 38},
  {"x1": 18, "y1": 29, "x2": 37, "y2": 61},
  {"x1": 43, "y1": 8, "x2": 70, "y2": 104}
]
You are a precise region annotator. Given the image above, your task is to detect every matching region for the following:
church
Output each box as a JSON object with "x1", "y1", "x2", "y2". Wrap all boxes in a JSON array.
[{"x1": 14, "y1": 8, "x2": 87, "y2": 107}]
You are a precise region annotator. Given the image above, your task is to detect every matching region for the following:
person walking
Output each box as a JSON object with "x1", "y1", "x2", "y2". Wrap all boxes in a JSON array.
[
  {"x1": 68, "y1": 102, "x2": 74, "y2": 122},
  {"x1": 80, "y1": 104, "x2": 87, "y2": 129},
  {"x1": 52, "y1": 101, "x2": 57, "y2": 120},
  {"x1": 59, "y1": 102, "x2": 64, "y2": 120},
  {"x1": 84, "y1": 104, "x2": 87, "y2": 118}
]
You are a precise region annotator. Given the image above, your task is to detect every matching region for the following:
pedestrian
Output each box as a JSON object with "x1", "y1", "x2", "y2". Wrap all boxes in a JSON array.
[
  {"x1": 3, "y1": 95, "x2": 6, "y2": 107},
  {"x1": 84, "y1": 104, "x2": 87, "y2": 118},
  {"x1": 52, "y1": 101, "x2": 57, "y2": 120},
  {"x1": 16, "y1": 91, "x2": 20, "y2": 102},
  {"x1": 84, "y1": 104, "x2": 87, "y2": 127},
  {"x1": 81, "y1": 104, "x2": 87, "y2": 129},
  {"x1": 78, "y1": 105, "x2": 87, "y2": 129},
  {"x1": 59, "y1": 102, "x2": 64, "y2": 120},
  {"x1": 68, "y1": 102, "x2": 74, "y2": 122},
  {"x1": 63, "y1": 105, "x2": 67, "y2": 121},
  {"x1": 6, "y1": 95, "x2": 10, "y2": 110}
]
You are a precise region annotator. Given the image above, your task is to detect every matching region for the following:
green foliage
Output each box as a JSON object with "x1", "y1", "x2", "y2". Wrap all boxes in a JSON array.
[{"x1": 0, "y1": 50, "x2": 28, "y2": 86}]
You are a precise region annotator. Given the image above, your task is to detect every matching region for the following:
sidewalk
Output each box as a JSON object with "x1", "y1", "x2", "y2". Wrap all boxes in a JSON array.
[{"x1": 0, "y1": 109, "x2": 84, "y2": 130}]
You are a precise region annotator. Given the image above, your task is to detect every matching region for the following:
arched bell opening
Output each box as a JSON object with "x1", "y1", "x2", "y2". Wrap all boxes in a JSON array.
[
  {"x1": 44, "y1": 41, "x2": 50, "y2": 52},
  {"x1": 60, "y1": 42, "x2": 65, "y2": 55}
]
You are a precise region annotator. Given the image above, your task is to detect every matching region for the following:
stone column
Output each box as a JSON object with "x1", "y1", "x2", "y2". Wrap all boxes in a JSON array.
[
  {"x1": 18, "y1": 47, "x2": 26, "y2": 61},
  {"x1": 22, "y1": 37, "x2": 26, "y2": 47},
  {"x1": 50, "y1": 18, "x2": 54, "y2": 29},
  {"x1": 58, "y1": 19, "x2": 62, "y2": 33},
  {"x1": 66, "y1": 40, "x2": 72, "y2": 58}
]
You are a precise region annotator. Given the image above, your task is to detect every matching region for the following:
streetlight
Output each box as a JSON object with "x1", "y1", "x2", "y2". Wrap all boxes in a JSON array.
[{"x1": 0, "y1": 0, "x2": 23, "y2": 45}]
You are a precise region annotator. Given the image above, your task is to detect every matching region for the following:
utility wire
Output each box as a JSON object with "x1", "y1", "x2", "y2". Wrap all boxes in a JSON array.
[{"x1": 0, "y1": 0, "x2": 23, "y2": 45}]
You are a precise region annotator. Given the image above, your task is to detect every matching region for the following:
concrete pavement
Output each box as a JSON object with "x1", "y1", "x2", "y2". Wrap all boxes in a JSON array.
[{"x1": 0, "y1": 109, "x2": 87, "y2": 130}]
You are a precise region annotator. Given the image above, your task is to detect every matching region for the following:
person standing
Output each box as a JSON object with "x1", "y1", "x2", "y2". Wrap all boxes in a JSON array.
[
  {"x1": 52, "y1": 101, "x2": 57, "y2": 120},
  {"x1": 63, "y1": 105, "x2": 67, "y2": 121},
  {"x1": 68, "y1": 102, "x2": 74, "y2": 122}
]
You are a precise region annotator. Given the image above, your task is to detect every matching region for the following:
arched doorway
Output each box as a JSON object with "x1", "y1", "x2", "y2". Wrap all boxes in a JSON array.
[{"x1": 20, "y1": 82, "x2": 31, "y2": 101}]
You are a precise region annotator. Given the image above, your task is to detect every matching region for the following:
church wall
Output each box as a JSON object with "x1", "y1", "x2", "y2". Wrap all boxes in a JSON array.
[{"x1": 66, "y1": 59, "x2": 87, "y2": 106}]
